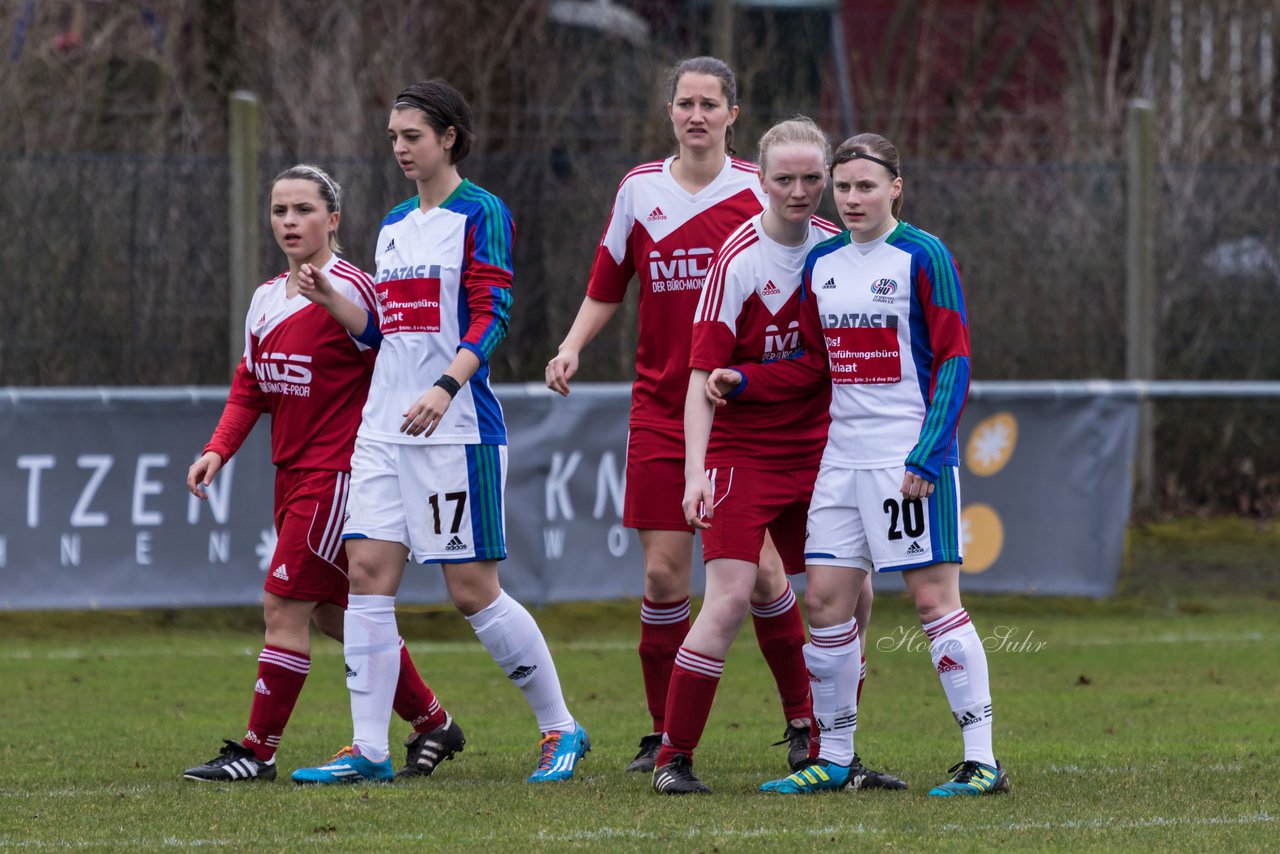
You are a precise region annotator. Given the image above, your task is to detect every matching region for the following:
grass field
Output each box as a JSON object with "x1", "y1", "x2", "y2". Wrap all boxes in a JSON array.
[{"x1": 1, "y1": 519, "x2": 1277, "y2": 851}]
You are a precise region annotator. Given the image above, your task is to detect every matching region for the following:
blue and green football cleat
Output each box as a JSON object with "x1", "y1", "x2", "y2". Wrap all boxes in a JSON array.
[
  {"x1": 527, "y1": 723, "x2": 590, "y2": 782},
  {"x1": 760, "y1": 759, "x2": 851, "y2": 794},
  {"x1": 927, "y1": 759, "x2": 1010, "y2": 796},
  {"x1": 291, "y1": 745, "x2": 394, "y2": 785}
]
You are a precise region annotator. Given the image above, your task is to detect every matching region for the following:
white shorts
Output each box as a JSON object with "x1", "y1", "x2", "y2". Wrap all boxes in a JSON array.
[
  {"x1": 804, "y1": 465, "x2": 963, "y2": 572},
  {"x1": 344, "y1": 437, "x2": 508, "y2": 565}
]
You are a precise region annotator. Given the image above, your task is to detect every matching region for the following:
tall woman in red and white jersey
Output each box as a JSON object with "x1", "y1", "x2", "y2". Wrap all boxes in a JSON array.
[
  {"x1": 715, "y1": 134, "x2": 1008, "y2": 798},
  {"x1": 546, "y1": 57, "x2": 811, "y2": 774},
  {"x1": 651, "y1": 118, "x2": 904, "y2": 794},
  {"x1": 182, "y1": 166, "x2": 452, "y2": 783}
]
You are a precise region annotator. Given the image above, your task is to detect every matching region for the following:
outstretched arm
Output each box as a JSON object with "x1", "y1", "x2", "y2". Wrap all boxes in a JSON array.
[
  {"x1": 297, "y1": 262, "x2": 379, "y2": 344},
  {"x1": 546, "y1": 296, "x2": 622, "y2": 396}
]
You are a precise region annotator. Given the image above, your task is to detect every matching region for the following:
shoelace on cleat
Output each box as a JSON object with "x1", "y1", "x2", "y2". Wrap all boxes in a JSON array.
[
  {"x1": 946, "y1": 760, "x2": 985, "y2": 785},
  {"x1": 770, "y1": 723, "x2": 808, "y2": 748},
  {"x1": 535, "y1": 732, "x2": 563, "y2": 770},
  {"x1": 211, "y1": 740, "x2": 251, "y2": 765},
  {"x1": 329, "y1": 745, "x2": 358, "y2": 762}
]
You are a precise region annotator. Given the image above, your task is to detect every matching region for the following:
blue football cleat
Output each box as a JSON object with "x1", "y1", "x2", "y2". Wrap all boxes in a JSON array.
[
  {"x1": 760, "y1": 759, "x2": 851, "y2": 793},
  {"x1": 527, "y1": 723, "x2": 590, "y2": 782},
  {"x1": 291, "y1": 745, "x2": 394, "y2": 785},
  {"x1": 927, "y1": 760, "x2": 1010, "y2": 796}
]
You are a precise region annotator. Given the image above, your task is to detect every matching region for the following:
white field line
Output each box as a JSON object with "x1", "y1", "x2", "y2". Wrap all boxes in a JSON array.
[
  {"x1": 0, "y1": 812, "x2": 1273, "y2": 848},
  {"x1": 535, "y1": 812, "x2": 1277, "y2": 843},
  {"x1": 0, "y1": 629, "x2": 1272, "y2": 662}
]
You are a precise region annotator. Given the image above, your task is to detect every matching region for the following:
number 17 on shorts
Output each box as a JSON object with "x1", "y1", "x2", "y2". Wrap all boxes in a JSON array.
[{"x1": 345, "y1": 439, "x2": 508, "y2": 565}]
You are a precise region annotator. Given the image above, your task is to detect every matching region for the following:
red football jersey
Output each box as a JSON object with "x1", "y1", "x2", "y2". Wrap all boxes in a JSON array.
[
  {"x1": 586, "y1": 155, "x2": 765, "y2": 431},
  {"x1": 205, "y1": 256, "x2": 379, "y2": 471},
  {"x1": 690, "y1": 213, "x2": 839, "y2": 471}
]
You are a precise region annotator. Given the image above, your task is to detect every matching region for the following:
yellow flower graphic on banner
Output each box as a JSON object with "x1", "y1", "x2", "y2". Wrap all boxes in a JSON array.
[
  {"x1": 966, "y1": 412, "x2": 1018, "y2": 477},
  {"x1": 960, "y1": 504, "x2": 1003, "y2": 573}
]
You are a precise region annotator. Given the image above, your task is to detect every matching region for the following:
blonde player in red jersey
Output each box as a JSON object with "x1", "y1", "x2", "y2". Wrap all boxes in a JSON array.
[
  {"x1": 652, "y1": 118, "x2": 905, "y2": 794},
  {"x1": 546, "y1": 57, "x2": 812, "y2": 773},
  {"x1": 182, "y1": 165, "x2": 456, "y2": 784},
  {"x1": 720, "y1": 134, "x2": 1008, "y2": 798}
]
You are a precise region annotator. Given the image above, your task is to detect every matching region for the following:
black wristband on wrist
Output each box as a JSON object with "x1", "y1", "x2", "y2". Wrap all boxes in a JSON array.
[{"x1": 433, "y1": 374, "x2": 462, "y2": 398}]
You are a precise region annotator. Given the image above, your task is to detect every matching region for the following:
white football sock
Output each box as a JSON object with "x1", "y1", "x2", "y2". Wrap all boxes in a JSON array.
[
  {"x1": 345, "y1": 593, "x2": 400, "y2": 763},
  {"x1": 467, "y1": 590, "x2": 574, "y2": 733},
  {"x1": 924, "y1": 608, "x2": 994, "y2": 766},
  {"x1": 803, "y1": 619, "x2": 860, "y2": 767}
]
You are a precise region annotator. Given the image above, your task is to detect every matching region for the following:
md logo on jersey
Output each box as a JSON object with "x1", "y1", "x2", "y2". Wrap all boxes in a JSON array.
[
  {"x1": 253, "y1": 353, "x2": 313, "y2": 385},
  {"x1": 648, "y1": 247, "x2": 714, "y2": 293},
  {"x1": 762, "y1": 321, "x2": 801, "y2": 362}
]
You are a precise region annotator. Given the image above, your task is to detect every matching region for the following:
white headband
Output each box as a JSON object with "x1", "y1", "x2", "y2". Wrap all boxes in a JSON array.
[{"x1": 296, "y1": 166, "x2": 339, "y2": 211}]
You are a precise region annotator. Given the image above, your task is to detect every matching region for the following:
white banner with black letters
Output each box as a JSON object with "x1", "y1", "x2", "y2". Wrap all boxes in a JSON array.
[{"x1": 0, "y1": 384, "x2": 1135, "y2": 610}]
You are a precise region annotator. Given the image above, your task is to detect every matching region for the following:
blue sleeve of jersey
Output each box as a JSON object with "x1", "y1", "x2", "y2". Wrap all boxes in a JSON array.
[
  {"x1": 905, "y1": 353, "x2": 970, "y2": 481},
  {"x1": 458, "y1": 194, "x2": 515, "y2": 362}
]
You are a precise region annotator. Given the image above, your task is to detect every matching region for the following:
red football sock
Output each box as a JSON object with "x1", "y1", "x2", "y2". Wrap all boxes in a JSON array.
[
  {"x1": 751, "y1": 585, "x2": 812, "y2": 722},
  {"x1": 392, "y1": 638, "x2": 446, "y2": 733},
  {"x1": 653, "y1": 647, "x2": 724, "y2": 768},
  {"x1": 243, "y1": 645, "x2": 310, "y2": 761},
  {"x1": 639, "y1": 597, "x2": 690, "y2": 732}
]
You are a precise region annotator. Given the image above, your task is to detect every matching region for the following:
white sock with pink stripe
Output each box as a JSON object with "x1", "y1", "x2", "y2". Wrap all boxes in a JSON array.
[
  {"x1": 923, "y1": 608, "x2": 994, "y2": 765},
  {"x1": 804, "y1": 619, "x2": 860, "y2": 766}
]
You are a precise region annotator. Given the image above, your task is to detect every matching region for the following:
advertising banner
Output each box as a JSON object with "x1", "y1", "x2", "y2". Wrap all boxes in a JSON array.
[{"x1": 0, "y1": 384, "x2": 1136, "y2": 609}]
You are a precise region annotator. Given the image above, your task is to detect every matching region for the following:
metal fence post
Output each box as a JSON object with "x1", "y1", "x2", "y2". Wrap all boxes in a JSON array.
[
  {"x1": 712, "y1": 0, "x2": 734, "y2": 68},
  {"x1": 228, "y1": 91, "x2": 259, "y2": 376},
  {"x1": 1126, "y1": 99, "x2": 1155, "y2": 512}
]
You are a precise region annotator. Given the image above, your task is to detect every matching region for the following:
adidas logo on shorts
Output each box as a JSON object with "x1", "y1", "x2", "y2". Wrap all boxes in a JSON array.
[
  {"x1": 445, "y1": 536, "x2": 468, "y2": 551},
  {"x1": 822, "y1": 277, "x2": 837, "y2": 289},
  {"x1": 906, "y1": 541, "x2": 925, "y2": 556},
  {"x1": 272, "y1": 564, "x2": 289, "y2": 581}
]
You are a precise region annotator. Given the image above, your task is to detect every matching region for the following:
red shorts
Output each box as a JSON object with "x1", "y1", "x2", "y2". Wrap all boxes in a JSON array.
[
  {"x1": 623, "y1": 425, "x2": 690, "y2": 531},
  {"x1": 698, "y1": 464, "x2": 816, "y2": 575},
  {"x1": 263, "y1": 468, "x2": 351, "y2": 606}
]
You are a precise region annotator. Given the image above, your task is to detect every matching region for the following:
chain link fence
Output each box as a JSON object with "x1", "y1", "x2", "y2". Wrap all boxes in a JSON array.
[{"x1": 4, "y1": 152, "x2": 1276, "y2": 382}]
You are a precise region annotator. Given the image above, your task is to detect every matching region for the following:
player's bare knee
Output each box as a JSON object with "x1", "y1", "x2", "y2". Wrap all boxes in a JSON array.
[
  {"x1": 642, "y1": 558, "x2": 689, "y2": 601},
  {"x1": 913, "y1": 590, "x2": 961, "y2": 624},
  {"x1": 751, "y1": 562, "x2": 789, "y2": 603},
  {"x1": 803, "y1": 586, "x2": 841, "y2": 627},
  {"x1": 443, "y1": 563, "x2": 501, "y2": 616},
  {"x1": 311, "y1": 603, "x2": 344, "y2": 641}
]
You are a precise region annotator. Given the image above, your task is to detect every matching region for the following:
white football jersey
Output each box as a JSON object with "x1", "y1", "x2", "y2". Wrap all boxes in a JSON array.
[{"x1": 359, "y1": 180, "x2": 513, "y2": 446}]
